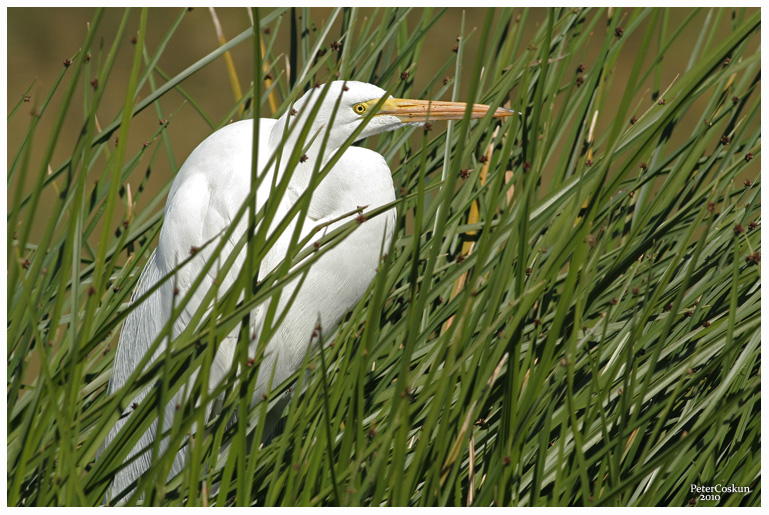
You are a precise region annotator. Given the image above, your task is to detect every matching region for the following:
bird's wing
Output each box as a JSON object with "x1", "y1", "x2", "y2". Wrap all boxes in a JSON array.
[
  {"x1": 100, "y1": 119, "x2": 281, "y2": 500},
  {"x1": 104, "y1": 248, "x2": 166, "y2": 412},
  {"x1": 99, "y1": 248, "x2": 169, "y2": 499}
]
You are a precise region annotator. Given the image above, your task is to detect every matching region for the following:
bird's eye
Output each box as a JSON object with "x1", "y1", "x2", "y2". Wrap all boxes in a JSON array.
[{"x1": 353, "y1": 103, "x2": 367, "y2": 115}]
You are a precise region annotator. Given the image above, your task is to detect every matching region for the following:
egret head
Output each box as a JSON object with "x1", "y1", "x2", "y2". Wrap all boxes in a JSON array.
[{"x1": 272, "y1": 80, "x2": 515, "y2": 156}]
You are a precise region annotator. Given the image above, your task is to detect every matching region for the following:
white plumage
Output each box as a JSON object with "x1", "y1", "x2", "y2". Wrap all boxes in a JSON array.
[{"x1": 99, "y1": 80, "x2": 512, "y2": 500}]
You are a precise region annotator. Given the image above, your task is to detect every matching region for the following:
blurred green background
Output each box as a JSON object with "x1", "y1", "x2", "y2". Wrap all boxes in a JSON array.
[{"x1": 7, "y1": 6, "x2": 756, "y2": 245}]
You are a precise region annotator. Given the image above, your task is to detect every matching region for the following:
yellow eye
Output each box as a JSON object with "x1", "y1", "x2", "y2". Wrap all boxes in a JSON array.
[{"x1": 353, "y1": 103, "x2": 367, "y2": 115}]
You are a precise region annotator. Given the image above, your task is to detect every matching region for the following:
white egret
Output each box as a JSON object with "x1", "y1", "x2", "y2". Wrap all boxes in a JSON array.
[{"x1": 100, "y1": 80, "x2": 513, "y2": 500}]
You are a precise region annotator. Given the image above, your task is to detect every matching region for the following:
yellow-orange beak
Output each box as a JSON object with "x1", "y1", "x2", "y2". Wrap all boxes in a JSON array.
[{"x1": 372, "y1": 97, "x2": 516, "y2": 122}]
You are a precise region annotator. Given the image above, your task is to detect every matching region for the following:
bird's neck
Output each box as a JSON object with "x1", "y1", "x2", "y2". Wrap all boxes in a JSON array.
[{"x1": 268, "y1": 114, "x2": 347, "y2": 198}]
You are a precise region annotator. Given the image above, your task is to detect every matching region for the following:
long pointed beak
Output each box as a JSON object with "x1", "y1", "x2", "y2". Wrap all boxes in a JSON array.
[{"x1": 374, "y1": 98, "x2": 516, "y2": 122}]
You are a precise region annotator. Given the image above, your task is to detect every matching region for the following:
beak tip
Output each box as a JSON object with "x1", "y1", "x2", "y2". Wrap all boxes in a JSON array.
[{"x1": 495, "y1": 107, "x2": 520, "y2": 117}]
